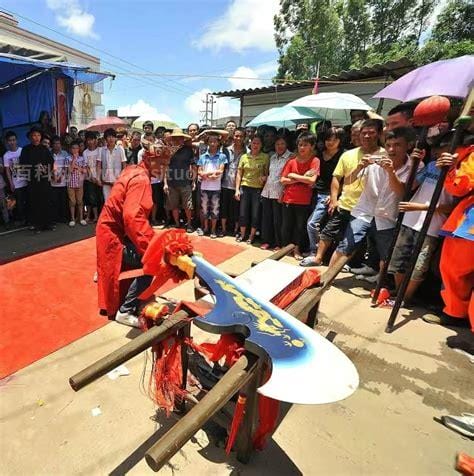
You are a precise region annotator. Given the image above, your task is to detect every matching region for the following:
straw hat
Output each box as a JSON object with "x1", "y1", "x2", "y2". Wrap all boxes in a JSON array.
[
  {"x1": 367, "y1": 110, "x2": 385, "y2": 122},
  {"x1": 170, "y1": 128, "x2": 191, "y2": 140}
]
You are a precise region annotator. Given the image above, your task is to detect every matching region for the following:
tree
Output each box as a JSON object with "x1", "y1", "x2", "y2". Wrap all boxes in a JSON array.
[
  {"x1": 275, "y1": 0, "x2": 343, "y2": 80},
  {"x1": 416, "y1": 0, "x2": 474, "y2": 64},
  {"x1": 339, "y1": 0, "x2": 372, "y2": 69},
  {"x1": 431, "y1": 0, "x2": 474, "y2": 43},
  {"x1": 274, "y1": 0, "x2": 473, "y2": 82}
]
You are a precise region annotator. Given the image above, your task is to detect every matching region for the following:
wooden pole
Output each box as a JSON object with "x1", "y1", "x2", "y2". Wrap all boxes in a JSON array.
[
  {"x1": 251, "y1": 244, "x2": 295, "y2": 267},
  {"x1": 144, "y1": 354, "x2": 258, "y2": 472},
  {"x1": 69, "y1": 311, "x2": 190, "y2": 391}
]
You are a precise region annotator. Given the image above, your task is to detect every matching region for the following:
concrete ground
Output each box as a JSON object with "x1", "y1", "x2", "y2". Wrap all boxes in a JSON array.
[{"x1": 0, "y1": 229, "x2": 473, "y2": 476}]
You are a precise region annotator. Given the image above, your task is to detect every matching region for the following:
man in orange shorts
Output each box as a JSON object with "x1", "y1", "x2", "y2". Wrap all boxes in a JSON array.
[{"x1": 423, "y1": 139, "x2": 473, "y2": 351}]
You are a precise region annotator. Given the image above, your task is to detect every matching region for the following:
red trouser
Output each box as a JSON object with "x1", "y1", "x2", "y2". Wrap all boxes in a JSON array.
[{"x1": 440, "y1": 236, "x2": 474, "y2": 332}]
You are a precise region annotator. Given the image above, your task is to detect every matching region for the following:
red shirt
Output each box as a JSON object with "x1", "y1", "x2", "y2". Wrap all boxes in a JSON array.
[{"x1": 281, "y1": 157, "x2": 320, "y2": 205}]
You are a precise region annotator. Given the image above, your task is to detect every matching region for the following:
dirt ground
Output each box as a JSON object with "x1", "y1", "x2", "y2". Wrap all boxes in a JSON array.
[{"x1": 1, "y1": 234, "x2": 473, "y2": 476}]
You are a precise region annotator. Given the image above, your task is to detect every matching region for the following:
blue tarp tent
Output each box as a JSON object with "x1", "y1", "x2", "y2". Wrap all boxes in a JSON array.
[{"x1": 0, "y1": 53, "x2": 113, "y2": 144}]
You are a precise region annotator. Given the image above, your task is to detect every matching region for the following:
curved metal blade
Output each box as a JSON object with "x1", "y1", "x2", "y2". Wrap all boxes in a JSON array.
[{"x1": 192, "y1": 255, "x2": 359, "y2": 405}]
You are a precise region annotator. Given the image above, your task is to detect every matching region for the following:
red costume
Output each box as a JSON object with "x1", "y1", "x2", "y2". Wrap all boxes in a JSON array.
[
  {"x1": 439, "y1": 145, "x2": 474, "y2": 331},
  {"x1": 96, "y1": 163, "x2": 154, "y2": 317}
]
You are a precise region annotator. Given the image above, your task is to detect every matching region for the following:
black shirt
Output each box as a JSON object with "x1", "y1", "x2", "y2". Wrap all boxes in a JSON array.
[
  {"x1": 167, "y1": 146, "x2": 194, "y2": 186},
  {"x1": 315, "y1": 149, "x2": 344, "y2": 195},
  {"x1": 19, "y1": 144, "x2": 54, "y2": 183}
]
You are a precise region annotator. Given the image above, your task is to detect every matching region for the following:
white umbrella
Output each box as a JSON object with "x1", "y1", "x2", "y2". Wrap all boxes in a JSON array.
[
  {"x1": 131, "y1": 115, "x2": 179, "y2": 130},
  {"x1": 288, "y1": 92, "x2": 372, "y2": 124},
  {"x1": 247, "y1": 105, "x2": 323, "y2": 128}
]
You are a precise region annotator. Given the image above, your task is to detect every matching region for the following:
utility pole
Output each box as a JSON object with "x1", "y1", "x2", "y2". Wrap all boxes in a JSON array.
[{"x1": 200, "y1": 93, "x2": 216, "y2": 126}]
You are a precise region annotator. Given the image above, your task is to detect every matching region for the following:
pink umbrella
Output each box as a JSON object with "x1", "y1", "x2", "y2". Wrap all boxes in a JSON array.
[{"x1": 85, "y1": 116, "x2": 128, "y2": 132}]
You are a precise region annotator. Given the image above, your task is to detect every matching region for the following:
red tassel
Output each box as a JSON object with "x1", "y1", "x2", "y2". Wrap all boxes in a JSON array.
[
  {"x1": 225, "y1": 394, "x2": 247, "y2": 454},
  {"x1": 148, "y1": 336, "x2": 187, "y2": 416}
]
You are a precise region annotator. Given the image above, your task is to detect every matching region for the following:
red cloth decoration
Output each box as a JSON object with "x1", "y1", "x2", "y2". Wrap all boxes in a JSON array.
[
  {"x1": 253, "y1": 394, "x2": 280, "y2": 450},
  {"x1": 271, "y1": 268, "x2": 320, "y2": 310}
]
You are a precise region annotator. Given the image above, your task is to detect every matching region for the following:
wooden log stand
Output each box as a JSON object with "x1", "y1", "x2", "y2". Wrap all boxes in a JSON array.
[{"x1": 69, "y1": 248, "x2": 347, "y2": 471}]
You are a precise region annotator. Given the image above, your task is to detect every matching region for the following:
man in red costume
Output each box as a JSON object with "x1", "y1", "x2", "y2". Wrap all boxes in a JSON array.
[
  {"x1": 96, "y1": 144, "x2": 169, "y2": 327},
  {"x1": 423, "y1": 130, "x2": 473, "y2": 353}
]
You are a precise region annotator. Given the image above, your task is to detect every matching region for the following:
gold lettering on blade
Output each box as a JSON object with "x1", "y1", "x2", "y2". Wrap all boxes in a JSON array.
[{"x1": 215, "y1": 279, "x2": 305, "y2": 348}]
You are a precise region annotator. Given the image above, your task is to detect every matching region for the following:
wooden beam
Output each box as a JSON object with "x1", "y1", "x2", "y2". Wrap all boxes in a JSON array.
[
  {"x1": 144, "y1": 354, "x2": 258, "y2": 472},
  {"x1": 69, "y1": 311, "x2": 190, "y2": 391}
]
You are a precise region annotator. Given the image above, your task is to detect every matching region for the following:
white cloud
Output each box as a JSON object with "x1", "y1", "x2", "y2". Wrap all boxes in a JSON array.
[
  {"x1": 228, "y1": 60, "x2": 277, "y2": 90},
  {"x1": 184, "y1": 89, "x2": 239, "y2": 123},
  {"x1": 118, "y1": 100, "x2": 174, "y2": 121},
  {"x1": 46, "y1": 0, "x2": 99, "y2": 39},
  {"x1": 193, "y1": 0, "x2": 279, "y2": 53}
]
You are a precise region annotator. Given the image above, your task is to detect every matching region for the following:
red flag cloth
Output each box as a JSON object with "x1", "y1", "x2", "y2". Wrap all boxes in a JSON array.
[{"x1": 312, "y1": 78, "x2": 319, "y2": 94}]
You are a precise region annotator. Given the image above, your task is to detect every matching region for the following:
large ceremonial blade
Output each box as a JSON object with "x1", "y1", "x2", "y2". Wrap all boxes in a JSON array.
[{"x1": 192, "y1": 255, "x2": 359, "y2": 405}]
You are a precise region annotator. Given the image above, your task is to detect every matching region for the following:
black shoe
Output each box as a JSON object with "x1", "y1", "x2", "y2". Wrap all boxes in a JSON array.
[{"x1": 446, "y1": 335, "x2": 474, "y2": 355}]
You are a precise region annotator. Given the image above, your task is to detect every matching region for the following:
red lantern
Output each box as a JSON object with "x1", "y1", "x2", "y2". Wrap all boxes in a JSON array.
[{"x1": 413, "y1": 95, "x2": 451, "y2": 127}]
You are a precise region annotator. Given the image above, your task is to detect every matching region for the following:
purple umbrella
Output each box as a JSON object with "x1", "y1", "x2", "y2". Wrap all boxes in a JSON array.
[{"x1": 374, "y1": 55, "x2": 474, "y2": 101}]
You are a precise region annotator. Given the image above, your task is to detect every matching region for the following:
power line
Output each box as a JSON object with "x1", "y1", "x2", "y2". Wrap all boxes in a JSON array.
[{"x1": 1, "y1": 7, "x2": 194, "y2": 97}]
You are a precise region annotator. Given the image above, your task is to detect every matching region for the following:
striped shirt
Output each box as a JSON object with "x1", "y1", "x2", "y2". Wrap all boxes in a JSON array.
[{"x1": 261, "y1": 150, "x2": 293, "y2": 199}]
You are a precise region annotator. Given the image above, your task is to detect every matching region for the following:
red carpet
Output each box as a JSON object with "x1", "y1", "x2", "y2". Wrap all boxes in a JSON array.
[{"x1": 0, "y1": 235, "x2": 244, "y2": 378}]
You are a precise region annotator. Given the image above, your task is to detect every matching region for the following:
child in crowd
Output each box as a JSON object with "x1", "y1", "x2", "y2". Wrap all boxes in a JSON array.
[
  {"x1": 280, "y1": 132, "x2": 320, "y2": 260},
  {"x1": 197, "y1": 133, "x2": 227, "y2": 238},
  {"x1": 260, "y1": 135, "x2": 292, "y2": 250},
  {"x1": 3, "y1": 131, "x2": 26, "y2": 224},
  {"x1": 235, "y1": 135, "x2": 269, "y2": 244},
  {"x1": 83, "y1": 132, "x2": 102, "y2": 222},
  {"x1": 66, "y1": 141, "x2": 88, "y2": 227},
  {"x1": 50, "y1": 135, "x2": 69, "y2": 224},
  {"x1": 301, "y1": 127, "x2": 345, "y2": 266},
  {"x1": 220, "y1": 128, "x2": 246, "y2": 237},
  {"x1": 388, "y1": 132, "x2": 454, "y2": 305}
]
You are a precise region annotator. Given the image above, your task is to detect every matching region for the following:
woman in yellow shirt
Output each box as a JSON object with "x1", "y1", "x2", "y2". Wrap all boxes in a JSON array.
[{"x1": 235, "y1": 135, "x2": 269, "y2": 244}]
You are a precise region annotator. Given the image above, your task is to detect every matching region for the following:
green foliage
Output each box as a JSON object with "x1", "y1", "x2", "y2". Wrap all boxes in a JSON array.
[
  {"x1": 274, "y1": 0, "x2": 473, "y2": 81},
  {"x1": 432, "y1": 0, "x2": 474, "y2": 42}
]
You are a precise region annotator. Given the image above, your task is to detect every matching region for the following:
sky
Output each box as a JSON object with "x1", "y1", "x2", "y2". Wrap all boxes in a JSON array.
[{"x1": 0, "y1": 0, "x2": 281, "y2": 127}]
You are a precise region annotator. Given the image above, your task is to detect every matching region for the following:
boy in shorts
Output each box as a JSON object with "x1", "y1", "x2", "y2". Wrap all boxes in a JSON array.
[
  {"x1": 197, "y1": 133, "x2": 227, "y2": 238},
  {"x1": 389, "y1": 134, "x2": 454, "y2": 304}
]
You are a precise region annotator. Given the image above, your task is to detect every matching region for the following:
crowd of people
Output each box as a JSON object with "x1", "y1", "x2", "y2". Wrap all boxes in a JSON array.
[{"x1": 1, "y1": 104, "x2": 473, "y2": 340}]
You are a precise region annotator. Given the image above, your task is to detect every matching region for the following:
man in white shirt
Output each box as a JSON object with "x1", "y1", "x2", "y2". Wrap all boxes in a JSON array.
[
  {"x1": 3, "y1": 131, "x2": 27, "y2": 224},
  {"x1": 329, "y1": 127, "x2": 420, "y2": 276},
  {"x1": 97, "y1": 128, "x2": 126, "y2": 201},
  {"x1": 50, "y1": 135, "x2": 69, "y2": 223}
]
